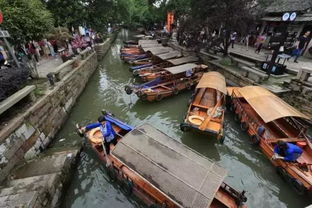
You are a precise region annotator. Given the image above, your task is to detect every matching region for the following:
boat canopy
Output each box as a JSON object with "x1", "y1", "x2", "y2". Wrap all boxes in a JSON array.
[
  {"x1": 156, "y1": 51, "x2": 182, "y2": 60},
  {"x1": 112, "y1": 124, "x2": 227, "y2": 208},
  {"x1": 238, "y1": 86, "x2": 310, "y2": 123},
  {"x1": 138, "y1": 39, "x2": 158, "y2": 45},
  {"x1": 196, "y1": 72, "x2": 227, "y2": 94},
  {"x1": 164, "y1": 63, "x2": 197, "y2": 74},
  {"x1": 142, "y1": 47, "x2": 173, "y2": 55},
  {"x1": 167, "y1": 56, "x2": 199, "y2": 66},
  {"x1": 140, "y1": 43, "x2": 161, "y2": 49}
]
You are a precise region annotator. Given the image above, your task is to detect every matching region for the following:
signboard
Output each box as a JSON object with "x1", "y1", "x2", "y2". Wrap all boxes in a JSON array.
[
  {"x1": 282, "y1": 12, "x2": 297, "y2": 22},
  {"x1": 166, "y1": 12, "x2": 174, "y2": 33},
  {"x1": 0, "y1": 30, "x2": 10, "y2": 38},
  {"x1": 282, "y1": 13, "x2": 290, "y2": 21},
  {"x1": 290, "y1": 12, "x2": 297, "y2": 21},
  {"x1": 0, "y1": 12, "x2": 3, "y2": 24}
]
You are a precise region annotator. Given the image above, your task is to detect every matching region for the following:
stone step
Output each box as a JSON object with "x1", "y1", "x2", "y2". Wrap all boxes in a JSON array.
[
  {"x1": 0, "y1": 190, "x2": 41, "y2": 208},
  {"x1": 11, "y1": 149, "x2": 78, "y2": 180},
  {"x1": 7, "y1": 173, "x2": 59, "y2": 190}
]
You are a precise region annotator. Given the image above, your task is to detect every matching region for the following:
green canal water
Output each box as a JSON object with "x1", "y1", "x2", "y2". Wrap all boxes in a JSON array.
[{"x1": 53, "y1": 30, "x2": 312, "y2": 208}]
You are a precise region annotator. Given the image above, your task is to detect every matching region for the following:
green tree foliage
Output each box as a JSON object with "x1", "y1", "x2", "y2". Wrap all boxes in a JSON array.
[
  {"x1": 0, "y1": 0, "x2": 54, "y2": 43},
  {"x1": 177, "y1": 0, "x2": 253, "y2": 55},
  {"x1": 44, "y1": 0, "x2": 86, "y2": 28}
]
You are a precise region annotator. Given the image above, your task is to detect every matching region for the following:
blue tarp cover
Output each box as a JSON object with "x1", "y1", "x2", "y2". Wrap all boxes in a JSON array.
[{"x1": 131, "y1": 63, "x2": 153, "y2": 70}]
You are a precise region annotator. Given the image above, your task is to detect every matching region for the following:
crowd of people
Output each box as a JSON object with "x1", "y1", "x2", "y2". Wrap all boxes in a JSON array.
[
  {"x1": 23, "y1": 29, "x2": 105, "y2": 65},
  {"x1": 174, "y1": 26, "x2": 312, "y2": 64}
]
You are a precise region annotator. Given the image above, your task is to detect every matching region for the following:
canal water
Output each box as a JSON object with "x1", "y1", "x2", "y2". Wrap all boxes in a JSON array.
[{"x1": 53, "y1": 30, "x2": 312, "y2": 208}]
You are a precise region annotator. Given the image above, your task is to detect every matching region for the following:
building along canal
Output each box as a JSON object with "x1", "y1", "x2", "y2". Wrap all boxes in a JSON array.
[{"x1": 51, "y1": 30, "x2": 312, "y2": 208}]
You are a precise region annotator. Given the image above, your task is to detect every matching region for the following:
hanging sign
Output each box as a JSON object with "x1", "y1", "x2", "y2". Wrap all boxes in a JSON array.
[
  {"x1": 166, "y1": 12, "x2": 174, "y2": 33},
  {"x1": 0, "y1": 12, "x2": 3, "y2": 24},
  {"x1": 282, "y1": 13, "x2": 290, "y2": 21},
  {"x1": 289, "y1": 12, "x2": 297, "y2": 21}
]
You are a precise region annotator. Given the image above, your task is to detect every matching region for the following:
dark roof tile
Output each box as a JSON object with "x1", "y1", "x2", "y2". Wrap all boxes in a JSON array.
[{"x1": 265, "y1": 0, "x2": 312, "y2": 13}]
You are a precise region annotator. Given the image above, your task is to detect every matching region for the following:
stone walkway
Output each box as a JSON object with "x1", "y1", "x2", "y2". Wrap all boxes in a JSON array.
[
  {"x1": 229, "y1": 44, "x2": 312, "y2": 74},
  {"x1": 36, "y1": 56, "x2": 63, "y2": 78}
]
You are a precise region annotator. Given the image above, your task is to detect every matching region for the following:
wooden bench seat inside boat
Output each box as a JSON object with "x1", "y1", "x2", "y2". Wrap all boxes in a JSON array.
[
  {"x1": 189, "y1": 88, "x2": 222, "y2": 131},
  {"x1": 112, "y1": 124, "x2": 227, "y2": 208}
]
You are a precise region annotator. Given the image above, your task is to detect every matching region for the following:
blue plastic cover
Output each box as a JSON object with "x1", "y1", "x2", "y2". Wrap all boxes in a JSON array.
[
  {"x1": 136, "y1": 77, "x2": 162, "y2": 88},
  {"x1": 131, "y1": 63, "x2": 153, "y2": 70},
  {"x1": 105, "y1": 114, "x2": 134, "y2": 131}
]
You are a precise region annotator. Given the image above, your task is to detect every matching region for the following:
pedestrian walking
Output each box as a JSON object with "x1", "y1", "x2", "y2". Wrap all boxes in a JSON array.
[
  {"x1": 230, "y1": 32, "x2": 237, "y2": 48},
  {"x1": 255, "y1": 33, "x2": 266, "y2": 54},
  {"x1": 245, "y1": 34, "x2": 250, "y2": 51},
  {"x1": 47, "y1": 40, "x2": 55, "y2": 57},
  {"x1": 292, "y1": 31, "x2": 310, "y2": 63}
]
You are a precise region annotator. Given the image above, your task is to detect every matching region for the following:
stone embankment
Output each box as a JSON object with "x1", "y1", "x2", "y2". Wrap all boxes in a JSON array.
[{"x1": 0, "y1": 32, "x2": 117, "y2": 207}]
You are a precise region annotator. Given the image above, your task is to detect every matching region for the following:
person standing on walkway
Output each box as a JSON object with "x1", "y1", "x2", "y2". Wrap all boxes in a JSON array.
[
  {"x1": 293, "y1": 31, "x2": 310, "y2": 63},
  {"x1": 255, "y1": 33, "x2": 266, "y2": 54},
  {"x1": 245, "y1": 34, "x2": 250, "y2": 51},
  {"x1": 46, "y1": 40, "x2": 55, "y2": 57},
  {"x1": 230, "y1": 32, "x2": 237, "y2": 48}
]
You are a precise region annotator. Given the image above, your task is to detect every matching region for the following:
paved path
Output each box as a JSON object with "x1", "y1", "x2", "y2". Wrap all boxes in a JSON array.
[
  {"x1": 229, "y1": 44, "x2": 312, "y2": 73},
  {"x1": 36, "y1": 56, "x2": 63, "y2": 78}
]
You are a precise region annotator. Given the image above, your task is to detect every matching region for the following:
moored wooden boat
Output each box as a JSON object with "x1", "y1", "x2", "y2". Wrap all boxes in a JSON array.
[
  {"x1": 132, "y1": 55, "x2": 199, "y2": 77},
  {"x1": 123, "y1": 40, "x2": 138, "y2": 45},
  {"x1": 137, "y1": 63, "x2": 208, "y2": 82},
  {"x1": 125, "y1": 72, "x2": 203, "y2": 102},
  {"x1": 229, "y1": 86, "x2": 312, "y2": 194},
  {"x1": 181, "y1": 72, "x2": 227, "y2": 143},
  {"x1": 80, "y1": 114, "x2": 247, "y2": 208}
]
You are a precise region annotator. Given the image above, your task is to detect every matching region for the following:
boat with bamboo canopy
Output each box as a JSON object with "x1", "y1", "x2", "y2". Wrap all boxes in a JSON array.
[
  {"x1": 78, "y1": 113, "x2": 247, "y2": 208},
  {"x1": 229, "y1": 86, "x2": 312, "y2": 194},
  {"x1": 180, "y1": 72, "x2": 227, "y2": 143},
  {"x1": 135, "y1": 63, "x2": 206, "y2": 82},
  {"x1": 132, "y1": 56, "x2": 199, "y2": 77},
  {"x1": 125, "y1": 64, "x2": 205, "y2": 102}
]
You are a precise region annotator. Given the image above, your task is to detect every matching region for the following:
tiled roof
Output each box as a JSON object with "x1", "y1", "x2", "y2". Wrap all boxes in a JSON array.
[{"x1": 265, "y1": 0, "x2": 312, "y2": 13}]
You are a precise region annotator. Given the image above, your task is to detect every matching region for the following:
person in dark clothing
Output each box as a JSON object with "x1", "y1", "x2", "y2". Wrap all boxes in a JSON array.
[
  {"x1": 293, "y1": 31, "x2": 310, "y2": 63},
  {"x1": 272, "y1": 141, "x2": 303, "y2": 161},
  {"x1": 0, "y1": 51, "x2": 5, "y2": 67}
]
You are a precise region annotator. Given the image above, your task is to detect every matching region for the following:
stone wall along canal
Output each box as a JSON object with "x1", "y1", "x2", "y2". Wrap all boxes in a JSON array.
[{"x1": 54, "y1": 30, "x2": 312, "y2": 208}]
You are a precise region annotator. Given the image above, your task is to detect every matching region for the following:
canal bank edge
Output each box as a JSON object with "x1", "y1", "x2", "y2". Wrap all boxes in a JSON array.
[{"x1": 0, "y1": 32, "x2": 118, "y2": 183}]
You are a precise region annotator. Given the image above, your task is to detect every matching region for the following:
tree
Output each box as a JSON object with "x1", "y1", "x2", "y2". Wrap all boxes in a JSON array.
[
  {"x1": 44, "y1": 0, "x2": 86, "y2": 28},
  {"x1": 182, "y1": 0, "x2": 253, "y2": 55},
  {"x1": 0, "y1": 0, "x2": 54, "y2": 44}
]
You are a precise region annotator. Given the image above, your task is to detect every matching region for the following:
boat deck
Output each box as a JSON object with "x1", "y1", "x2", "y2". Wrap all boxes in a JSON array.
[
  {"x1": 237, "y1": 99, "x2": 312, "y2": 184},
  {"x1": 189, "y1": 88, "x2": 222, "y2": 132},
  {"x1": 112, "y1": 124, "x2": 227, "y2": 208}
]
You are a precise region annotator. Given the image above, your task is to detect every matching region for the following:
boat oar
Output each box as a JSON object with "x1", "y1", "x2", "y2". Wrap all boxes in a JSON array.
[
  {"x1": 101, "y1": 138, "x2": 112, "y2": 167},
  {"x1": 199, "y1": 94, "x2": 224, "y2": 131}
]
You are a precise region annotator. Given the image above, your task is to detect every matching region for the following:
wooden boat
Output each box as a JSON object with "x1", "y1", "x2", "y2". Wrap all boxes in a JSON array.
[
  {"x1": 129, "y1": 58, "x2": 153, "y2": 66},
  {"x1": 123, "y1": 40, "x2": 138, "y2": 45},
  {"x1": 121, "y1": 46, "x2": 173, "y2": 63},
  {"x1": 229, "y1": 86, "x2": 312, "y2": 194},
  {"x1": 81, "y1": 114, "x2": 247, "y2": 208},
  {"x1": 136, "y1": 63, "x2": 208, "y2": 82},
  {"x1": 129, "y1": 50, "x2": 182, "y2": 67},
  {"x1": 125, "y1": 72, "x2": 203, "y2": 102},
  {"x1": 181, "y1": 72, "x2": 227, "y2": 143},
  {"x1": 120, "y1": 48, "x2": 142, "y2": 54},
  {"x1": 133, "y1": 56, "x2": 199, "y2": 77}
]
